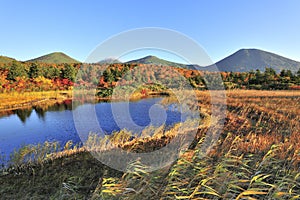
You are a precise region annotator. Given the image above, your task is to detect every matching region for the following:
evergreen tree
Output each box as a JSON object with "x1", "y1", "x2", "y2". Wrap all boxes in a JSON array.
[
  {"x1": 62, "y1": 64, "x2": 76, "y2": 82},
  {"x1": 280, "y1": 69, "x2": 287, "y2": 77},
  {"x1": 296, "y1": 69, "x2": 300, "y2": 84},
  {"x1": 286, "y1": 70, "x2": 293, "y2": 78},
  {"x1": 29, "y1": 63, "x2": 41, "y2": 78},
  {"x1": 7, "y1": 61, "x2": 27, "y2": 80},
  {"x1": 297, "y1": 69, "x2": 300, "y2": 77},
  {"x1": 103, "y1": 68, "x2": 114, "y2": 83},
  {"x1": 254, "y1": 69, "x2": 263, "y2": 84}
]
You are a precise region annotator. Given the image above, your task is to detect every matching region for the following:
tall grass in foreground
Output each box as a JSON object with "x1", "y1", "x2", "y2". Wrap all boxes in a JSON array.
[{"x1": 94, "y1": 140, "x2": 300, "y2": 199}]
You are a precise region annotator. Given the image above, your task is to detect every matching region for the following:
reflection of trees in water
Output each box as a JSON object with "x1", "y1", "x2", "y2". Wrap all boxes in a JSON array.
[
  {"x1": 34, "y1": 100, "x2": 75, "y2": 113},
  {"x1": 34, "y1": 107, "x2": 46, "y2": 120},
  {"x1": 14, "y1": 108, "x2": 33, "y2": 123},
  {"x1": 14, "y1": 100, "x2": 82, "y2": 122},
  {"x1": 46, "y1": 101, "x2": 74, "y2": 112}
]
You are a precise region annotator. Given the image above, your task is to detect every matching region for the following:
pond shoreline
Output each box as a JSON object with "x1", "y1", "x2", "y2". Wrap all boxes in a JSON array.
[
  {"x1": 0, "y1": 91, "x2": 71, "y2": 110},
  {"x1": 0, "y1": 90, "x2": 171, "y2": 115}
]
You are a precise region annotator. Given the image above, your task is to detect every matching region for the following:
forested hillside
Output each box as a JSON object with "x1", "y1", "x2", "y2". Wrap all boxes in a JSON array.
[{"x1": 0, "y1": 62, "x2": 300, "y2": 94}]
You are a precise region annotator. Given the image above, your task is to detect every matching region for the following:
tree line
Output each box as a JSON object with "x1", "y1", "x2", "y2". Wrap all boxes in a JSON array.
[
  {"x1": 0, "y1": 61, "x2": 299, "y2": 93},
  {"x1": 0, "y1": 61, "x2": 79, "y2": 92},
  {"x1": 221, "y1": 68, "x2": 300, "y2": 90}
]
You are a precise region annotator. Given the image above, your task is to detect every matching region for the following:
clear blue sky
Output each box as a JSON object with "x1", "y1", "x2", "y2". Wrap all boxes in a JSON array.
[{"x1": 1, "y1": 0, "x2": 300, "y2": 64}]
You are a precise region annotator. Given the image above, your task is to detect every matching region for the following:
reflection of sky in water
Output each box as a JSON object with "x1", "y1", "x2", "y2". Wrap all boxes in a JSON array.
[{"x1": 0, "y1": 98, "x2": 191, "y2": 164}]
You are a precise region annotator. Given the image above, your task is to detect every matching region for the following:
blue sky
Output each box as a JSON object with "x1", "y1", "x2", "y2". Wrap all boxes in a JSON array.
[{"x1": 1, "y1": 0, "x2": 300, "y2": 64}]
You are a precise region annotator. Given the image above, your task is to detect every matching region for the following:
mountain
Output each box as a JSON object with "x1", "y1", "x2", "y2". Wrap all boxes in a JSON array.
[
  {"x1": 0, "y1": 55, "x2": 17, "y2": 63},
  {"x1": 2, "y1": 49, "x2": 300, "y2": 73},
  {"x1": 98, "y1": 58, "x2": 122, "y2": 64},
  {"x1": 214, "y1": 49, "x2": 300, "y2": 73},
  {"x1": 126, "y1": 55, "x2": 199, "y2": 69},
  {"x1": 125, "y1": 50, "x2": 300, "y2": 73},
  {"x1": 27, "y1": 52, "x2": 79, "y2": 64}
]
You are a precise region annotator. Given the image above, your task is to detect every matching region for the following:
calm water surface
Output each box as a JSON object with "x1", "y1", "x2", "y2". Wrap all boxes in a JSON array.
[{"x1": 0, "y1": 98, "x2": 185, "y2": 164}]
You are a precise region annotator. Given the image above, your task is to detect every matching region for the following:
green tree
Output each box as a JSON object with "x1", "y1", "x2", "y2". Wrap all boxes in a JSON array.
[
  {"x1": 62, "y1": 64, "x2": 76, "y2": 82},
  {"x1": 44, "y1": 66, "x2": 60, "y2": 79},
  {"x1": 7, "y1": 61, "x2": 27, "y2": 80},
  {"x1": 286, "y1": 70, "x2": 293, "y2": 78},
  {"x1": 297, "y1": 69, "x2": 300, "y2": 77},
  {"x1": 29, "y1": 63, "x2": 42, "y2": 78},
  {"x1": 122, "y1": 65, "x2": 130, "y2": 74},
  {"x1": 103, "y1": 68, "x2": 114, "y2": 83},
  {"x1": 265, "y1": 67, "x2": 276, "y2": 76},
  {"x1": 296, "y1": 69, "x2": 300, "y2": 84},
  {"x1": 280, "y1": 69, "x2": 287, "y2": 77},
  {"x1": 264, "y1": 67, "x2": 277, "y2": 84}
]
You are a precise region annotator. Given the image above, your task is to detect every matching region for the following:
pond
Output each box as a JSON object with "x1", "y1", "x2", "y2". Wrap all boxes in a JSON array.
[{"x1": 0, "y1": 98, "x2": 188, "y2": 165}]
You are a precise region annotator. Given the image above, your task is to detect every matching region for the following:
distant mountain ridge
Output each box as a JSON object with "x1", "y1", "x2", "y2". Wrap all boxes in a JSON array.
[
  {"x1": 126, "y1": 55, "x2": 199, "y2": 69},
  {"x1": 98, "y1": 58, "x2": 122, "y2": 64},
  {"x1": 27, "y1": 52, "x2": 79, "y2": 64},
  {"x1": 214, "y1": 49, "x2": 300, "y2": 73},
  {"x1": 124, "y1": 49, "x2": 300, "y2": 73},
  {"x1": 1, "y1": 49, "x2": 300, "y2": 72},
  {"x1": 0, "y1": 55, "x2": 16, "y2": 63}
]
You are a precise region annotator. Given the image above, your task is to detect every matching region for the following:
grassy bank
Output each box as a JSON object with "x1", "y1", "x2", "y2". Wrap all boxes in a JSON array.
[{"x1": 0, "y1": 91, "x2": 72, "y2": 112}]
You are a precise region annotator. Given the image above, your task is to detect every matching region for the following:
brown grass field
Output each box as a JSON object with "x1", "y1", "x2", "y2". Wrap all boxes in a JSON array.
[
  {"x1": 0, "y1": 91, "x2": 72, "y2": 111},
  {"x1": 0, "y1": 90, "x2": 299, "y2": 199}
]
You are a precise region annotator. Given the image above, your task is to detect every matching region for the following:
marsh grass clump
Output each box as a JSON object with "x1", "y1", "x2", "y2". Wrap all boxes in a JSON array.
[{"x1": 9, "y1": 141, "x2": 60, "y2": 166}]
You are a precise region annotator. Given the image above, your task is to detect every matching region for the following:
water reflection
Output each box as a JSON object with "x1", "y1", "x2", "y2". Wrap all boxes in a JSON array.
[
  {"x1": 34, "y1": 107, "x2": 46, "y2": 120},
  {"x1": 15, "y1": 108, "x2": 33, "y2": 123},
  {"x1": 8, "y1": 100, "x2": 75, "y2": 123}
]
